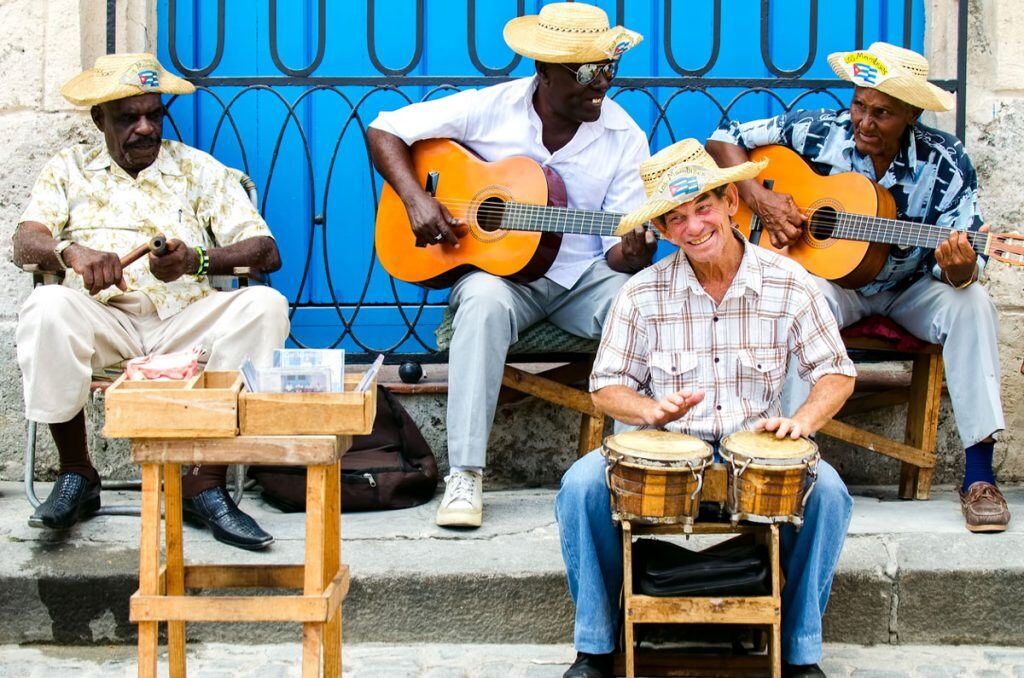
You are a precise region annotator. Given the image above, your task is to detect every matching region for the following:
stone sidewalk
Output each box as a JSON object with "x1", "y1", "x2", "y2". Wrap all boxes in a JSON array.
[{"x1": 2, "y1": 642, "x2": 1024, "y2": 677}]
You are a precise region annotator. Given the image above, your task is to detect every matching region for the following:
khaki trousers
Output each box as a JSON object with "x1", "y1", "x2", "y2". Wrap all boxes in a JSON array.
[{"x1": 17, "y1": 285, "x2": 290, "y2": 424}]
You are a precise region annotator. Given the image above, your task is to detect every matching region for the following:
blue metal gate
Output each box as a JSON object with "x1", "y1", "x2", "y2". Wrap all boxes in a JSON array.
[{"x1": 145, "y1": 0, "x2": 955, "y2": 360}]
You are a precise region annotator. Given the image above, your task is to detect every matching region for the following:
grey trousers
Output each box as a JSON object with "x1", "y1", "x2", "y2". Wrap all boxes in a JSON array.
[
  {"x1": 445, "y1": 259, "x2": 631, "y2": 469},
  {"x1": 782, "y1": 274, "x2": 1004, "y2": 448}
]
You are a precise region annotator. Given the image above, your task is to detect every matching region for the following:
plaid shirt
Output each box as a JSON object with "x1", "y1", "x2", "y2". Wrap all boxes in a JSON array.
[
  {"x1": 710, "y1": 109, "x2": 984, "y2": 295},
  {"x1": 591, "y1": 232, "x2": 855, "y2": 442}
]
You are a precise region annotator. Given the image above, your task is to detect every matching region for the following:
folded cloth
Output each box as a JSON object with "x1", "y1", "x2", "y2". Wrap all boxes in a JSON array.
[
  {"x1": 840, "y1": 315, "x2": 926, "y2": 352},
  {"x1": 125, "y1": 347, "x2": 201, "y2": 381},
  {"x1": 634, "y1": 536, "x2": 770, "y2": 597}
]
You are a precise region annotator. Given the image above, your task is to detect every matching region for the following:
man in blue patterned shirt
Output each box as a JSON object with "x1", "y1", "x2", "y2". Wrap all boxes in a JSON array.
[{"x1": 707, "y1": 42, "x2": 1009, "y2": 533}]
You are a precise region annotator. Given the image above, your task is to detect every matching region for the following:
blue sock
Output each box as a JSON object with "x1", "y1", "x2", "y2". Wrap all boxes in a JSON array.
[{"x1": 962, "y1": 441, "x2": 996, "y2": 492}]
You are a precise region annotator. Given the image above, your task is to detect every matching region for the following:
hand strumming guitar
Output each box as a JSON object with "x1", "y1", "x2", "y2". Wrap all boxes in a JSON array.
[
  {"x1": 404, "y1": 190, "x2": 462, "y2": 248},
  {"x1": 748, "y1": 183, "x2": 806, "y2": 248}
]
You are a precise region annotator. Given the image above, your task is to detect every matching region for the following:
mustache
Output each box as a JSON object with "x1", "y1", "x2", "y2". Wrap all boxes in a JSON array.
[{"x1": 126, "y1": 137, "x2": 160, "y2": 149}]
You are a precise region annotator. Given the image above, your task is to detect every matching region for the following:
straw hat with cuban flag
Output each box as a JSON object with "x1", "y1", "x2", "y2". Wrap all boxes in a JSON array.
[
  {"x1": 60, "y1": 53, "x2": 195, "y2": 107},
  {"x1": 827, "y1": 41, "x2": 954, "y2": 112},
  {"x1": 616, "y1": 139, "x2": 768, "y2": 234},
  {"x1": 503, "y1": 2, "x2": 642, "y2": 63}
]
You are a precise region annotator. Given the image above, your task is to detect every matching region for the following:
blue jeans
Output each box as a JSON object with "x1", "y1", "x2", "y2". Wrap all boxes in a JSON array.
[{"x1": 554, "y1": 449, "x2": 853, "y2": 665}]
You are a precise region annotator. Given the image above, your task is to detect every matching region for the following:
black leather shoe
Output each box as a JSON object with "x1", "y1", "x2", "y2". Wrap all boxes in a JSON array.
[
  {"x1": 783, "y1": 662, "x2": 826, "y2": 678},
  {"x1": 29, "y1": 472, "x2": 101, "y2": 529},
  {"x1": 183, "y1": 486, "x2": 273, "y2": 551},
  {"x1": 564, "y1": 652, "x2": 613, "y2": 678}
]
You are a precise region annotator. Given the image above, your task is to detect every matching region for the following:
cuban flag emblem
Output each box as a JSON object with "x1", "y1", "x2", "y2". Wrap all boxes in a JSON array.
[
  {"x1": 137, "y1": 69, "x2": 160, "y2": 88},
  {"x1": 852, "y1": 62, "x2": 879, "y2": 85},
  {"x1": 668, "y1": 175, "x2": 700, "y2": 198}
]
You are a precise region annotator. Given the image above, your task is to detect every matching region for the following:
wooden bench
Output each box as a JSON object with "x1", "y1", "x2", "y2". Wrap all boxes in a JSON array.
[{"x1": 435, "y1": 310, "x2": 944, "y2": 499}]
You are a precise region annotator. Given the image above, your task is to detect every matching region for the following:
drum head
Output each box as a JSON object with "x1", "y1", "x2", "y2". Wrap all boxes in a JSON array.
[
  {"x1": 722, "y1": 430, "x2": 818, "y2": 466},
  {"x1": 604, "y1": 430, "x2": 712, "y2": 464}
]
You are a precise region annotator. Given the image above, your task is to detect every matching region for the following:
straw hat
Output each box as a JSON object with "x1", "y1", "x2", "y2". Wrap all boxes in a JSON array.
[
  {"x1": 61, "y1": 53, "x2": 194, "y2": 107},
  {"x1": 827, "y1": 42, "x2": 954, "y2": 112},
  {"x1": 616, "y1": 139, "x2": 767, "y2": 234},
  {"x1": 503, "y1": 2, "x2": 642, "y2": 64}
]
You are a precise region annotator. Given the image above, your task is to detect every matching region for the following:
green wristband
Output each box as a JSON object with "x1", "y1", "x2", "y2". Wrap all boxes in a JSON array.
[{"x1": 193, "y1": 246, "x2": 209, "y2": 276}]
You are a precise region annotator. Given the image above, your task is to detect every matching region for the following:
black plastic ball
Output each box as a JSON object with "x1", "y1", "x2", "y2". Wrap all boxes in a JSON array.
[{"x1": 398, "y1": 361, "x2": 424, "y2": 384}]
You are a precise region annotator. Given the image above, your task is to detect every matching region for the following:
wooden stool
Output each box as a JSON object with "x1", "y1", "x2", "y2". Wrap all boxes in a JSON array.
[
  {"x1": 618, "y1": 465, "x2": 783, "y2": 678},
  {"x1": 129, "y1": 435, "x2": 351, "y2": 678}
]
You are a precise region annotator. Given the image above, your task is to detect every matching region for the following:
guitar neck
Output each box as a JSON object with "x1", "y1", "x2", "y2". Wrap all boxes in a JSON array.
[
  {"x1": 501, "y1": 202, "x2": 633, "y2": 237},
  {"x1": 832, "y1": 213, "x2": 988, "y2": 254}
]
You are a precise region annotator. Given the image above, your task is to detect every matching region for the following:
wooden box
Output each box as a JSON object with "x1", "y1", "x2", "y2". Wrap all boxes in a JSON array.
[
  {"x1": 239, "y1": 372, "x2": 377, "y2": 436},
  {"x1": 103, "y1": 371, "x2": 242, "y2": 438}
]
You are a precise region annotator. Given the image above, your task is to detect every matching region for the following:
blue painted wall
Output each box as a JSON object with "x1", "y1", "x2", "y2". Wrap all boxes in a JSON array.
[{"x1": 157, "y1": 0, "x2": 925, "y2": 355}]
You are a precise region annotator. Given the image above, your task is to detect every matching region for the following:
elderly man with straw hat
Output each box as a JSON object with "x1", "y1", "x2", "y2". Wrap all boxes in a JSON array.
[
  {"x1": 708, "y1": 41, "x2": 1010, "y2": 534},
  {"x1": 368, "y1": 3, "x2": 657, "y2": 528},
  {"x1": 555, "y1": 140, "x2": 856, "y2": 678},
  {"x1": 12, "y1": 54, "x2": 288, "y2": 550}
]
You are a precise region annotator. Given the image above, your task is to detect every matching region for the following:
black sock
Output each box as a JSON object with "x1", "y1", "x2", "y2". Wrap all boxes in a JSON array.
[{"x1": 962, "y1": 441, "x2": 996, "y2": 492}]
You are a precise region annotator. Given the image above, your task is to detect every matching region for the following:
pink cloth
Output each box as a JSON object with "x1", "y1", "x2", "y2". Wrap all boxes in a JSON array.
[
  {"x1": 840, "y1": 315, "x2": 927, "y2": 352},
  {"x1": 125, "y1": 347, "x2": 201, "y2": 381}
]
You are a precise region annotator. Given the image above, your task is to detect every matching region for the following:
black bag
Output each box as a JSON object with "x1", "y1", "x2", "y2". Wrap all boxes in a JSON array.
[
  {"x1": 633, "y1": 536, "x2": 770, "y2": 597},
  {"x1": 248, "y1": 386, "x2": 438, "y2": 512}
]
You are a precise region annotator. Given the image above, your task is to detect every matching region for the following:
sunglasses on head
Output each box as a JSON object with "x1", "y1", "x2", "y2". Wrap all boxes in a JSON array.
[{"x1": 560, "y1": 60, "x2": 618, "y2": 86}]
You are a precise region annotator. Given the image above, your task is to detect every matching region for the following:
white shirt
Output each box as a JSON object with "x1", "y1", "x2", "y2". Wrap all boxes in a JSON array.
[{"x1": 370, "y1": 76, "x2": 649, "y2": 289}]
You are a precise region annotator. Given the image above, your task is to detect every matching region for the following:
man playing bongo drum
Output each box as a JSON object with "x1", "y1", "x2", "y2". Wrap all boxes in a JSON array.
[{"x1": 555, "y1": 140, "x2": 856, "y2": 678}]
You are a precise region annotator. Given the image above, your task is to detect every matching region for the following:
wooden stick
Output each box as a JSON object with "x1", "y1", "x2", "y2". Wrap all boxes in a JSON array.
[{"x1": 120, "y1": 235, "x2": 171, "y2": 268}]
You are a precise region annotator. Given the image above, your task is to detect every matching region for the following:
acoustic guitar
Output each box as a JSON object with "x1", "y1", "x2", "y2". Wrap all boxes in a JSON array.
[
  {"x1": 375, "y1": 138, "x2": 643, "y2": 289},
  {"x1": 734, "y1": 145, "x2": 1024, "y2": 288}
]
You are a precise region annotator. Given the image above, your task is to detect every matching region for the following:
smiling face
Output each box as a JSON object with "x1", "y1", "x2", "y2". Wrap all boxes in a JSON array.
[
  {"x1": 654, "y1": 184, "x2": 741, "y2": 265},
  {"x1": 849, "y1": 86, "x2": 919, "y2": 162},
  {"x1": 91, "y1": 93, "x2": 165, "y2": 177},
  {"x1": 536, "y1": 59, "x2": 615, "y2": 123}
]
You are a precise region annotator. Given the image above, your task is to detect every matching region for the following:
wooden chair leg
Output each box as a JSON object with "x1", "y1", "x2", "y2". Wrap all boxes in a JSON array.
[
  {"x1": 621, "y1": 524, "x2": 635, "y2": 678},
  {"x1": 900, "y1": 353, "x2": 943, "y2": 500},
  {"x1": 303, "y1": 465, "x2": 327, "y2": 677},
  {"x1": 323, "y1": 460, "x2": 342, "y2": 677},
  {"x1": 578, "y1": 413, "x2": 606, "y2": 457},
  {"x1": 137, "y1": 464, "x2": 162, "y2": 678},
  {"x1": 164, "y1": 464, "x2": 187, "y2": 678},
  {"x1": 769, "y1": 525, "x2": 782, "y2": 678}
]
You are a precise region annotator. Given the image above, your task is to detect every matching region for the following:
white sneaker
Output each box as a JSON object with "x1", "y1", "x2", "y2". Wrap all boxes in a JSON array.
[{"x1": 435, "y1": 470, "x2": 483, "y2": 528}]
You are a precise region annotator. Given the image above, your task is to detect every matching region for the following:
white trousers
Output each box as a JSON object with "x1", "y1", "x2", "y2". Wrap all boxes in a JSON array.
[
  {"x1": 782, "y1": 274, "x2": 1004, "y2": 449},
  {"x1": 17, "y1": 285, "x2": 290, "y2": 424},
  {"x1": 445, "y1": 259, "x2": 631, "y2": 469}
]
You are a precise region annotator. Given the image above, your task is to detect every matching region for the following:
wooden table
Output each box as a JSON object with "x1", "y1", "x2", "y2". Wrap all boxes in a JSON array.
[
  {"x1": 129, "y1": 435, "x2": 351, "y2": 678},
  {"x1": 617, "y1": 464, "x2": 783, "y2": 678}
]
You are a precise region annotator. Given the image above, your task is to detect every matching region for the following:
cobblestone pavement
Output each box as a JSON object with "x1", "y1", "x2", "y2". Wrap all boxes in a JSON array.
[{"x1": 1, "y1": 643, "x2": 1024, "y2": 677}]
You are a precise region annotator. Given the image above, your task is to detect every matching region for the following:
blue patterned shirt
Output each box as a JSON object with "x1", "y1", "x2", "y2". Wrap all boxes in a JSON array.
[{"x1": 709, "y1": 109, "x2": 984, "y2": 295}]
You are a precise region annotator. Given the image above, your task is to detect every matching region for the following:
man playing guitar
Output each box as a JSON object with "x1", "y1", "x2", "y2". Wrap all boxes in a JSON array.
[
  {"x1": 367, "y1": 3, "x2": 657, "y2": 528},
  {"x1": 707, "y1": 42, "x2": 1009, "y2": 533}
]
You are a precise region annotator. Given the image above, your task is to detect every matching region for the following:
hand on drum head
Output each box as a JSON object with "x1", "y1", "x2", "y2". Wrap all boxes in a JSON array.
[
  {"x1": 756, "y1": 417, "x2": 806, "y2": 440},
  {"x1": 643, "y1": 390, "x2": 705, "y2": 428}
]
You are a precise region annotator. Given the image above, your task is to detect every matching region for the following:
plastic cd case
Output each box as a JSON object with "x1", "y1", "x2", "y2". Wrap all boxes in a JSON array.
[
  {"x1": 255, "y1": 366, "x2": 333, "y2": 393},
  {"x1": 272, "y1": 349, "x2": 345, "y2": 392}
]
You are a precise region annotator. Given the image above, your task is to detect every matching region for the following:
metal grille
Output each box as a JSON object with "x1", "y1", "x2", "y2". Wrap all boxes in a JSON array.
[{"x1": 117, "y1": 0, "x2": 967, "y2": 361}]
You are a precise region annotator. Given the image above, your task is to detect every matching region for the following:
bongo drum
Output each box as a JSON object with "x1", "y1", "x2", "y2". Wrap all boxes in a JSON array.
[
  {"x1": 602, "y1": 430, "x2": 713, "y2": 526},
  {"x1": 720, "y1": 430, "x2": 819, "y2": 526}
]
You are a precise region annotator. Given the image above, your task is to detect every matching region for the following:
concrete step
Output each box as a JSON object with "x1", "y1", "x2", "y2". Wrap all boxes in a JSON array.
[{"x1": 1, "y1": 481, "x2": 1022, "y2": 648}]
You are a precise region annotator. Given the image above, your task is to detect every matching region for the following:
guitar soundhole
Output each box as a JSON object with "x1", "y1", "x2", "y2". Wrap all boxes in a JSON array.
[
  {"x1": 808, "y1": 207, "x2": 839, "y2": 242},
  {"x1": 477, "y1": 197, "x2": 507, "y2": 233}
]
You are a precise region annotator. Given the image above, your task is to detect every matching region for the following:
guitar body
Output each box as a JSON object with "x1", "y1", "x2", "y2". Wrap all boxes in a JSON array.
[
  {"x1": 375, "y1": 139, "x2": 564, "y2": 289},
  {"x1": 734, "y1": 145, "x2": 896, "y2": 289}
]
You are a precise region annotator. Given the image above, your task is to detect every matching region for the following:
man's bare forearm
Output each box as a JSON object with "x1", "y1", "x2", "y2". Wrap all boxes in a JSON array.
[
  {"x1": 592, "y1": 385, "x2": 658, "y2": 426},
  {"x1": 12, "y1": 221, "x2": 64, "y2": 269},
  {"x1": 367, "y1": 127, "x2": 426, "y2": 205},
  {"x1": 705, "y1": 140, "x2": 763, "y2": 206},
  {"x1": 207, "y1": 236, "x2": 281, "y2": 274},
  {"x1": 792, "y1": 373, "x2": 855, "y2": 434}
]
